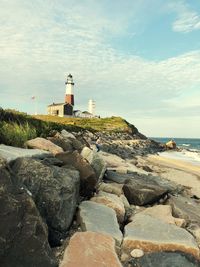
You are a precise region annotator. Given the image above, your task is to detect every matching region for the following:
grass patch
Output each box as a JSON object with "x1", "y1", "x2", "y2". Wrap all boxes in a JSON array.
[
  {"x1": 34, "y1": 115, "x2": 137, "y2": 133},
  {"x1": 0, "y1": 122, "x2": 37, "y2": 147}
]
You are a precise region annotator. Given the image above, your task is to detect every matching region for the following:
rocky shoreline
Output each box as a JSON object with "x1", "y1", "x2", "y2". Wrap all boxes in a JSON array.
[{"x1": 1, "y1": 129, "x2": 200, "y2": 267}]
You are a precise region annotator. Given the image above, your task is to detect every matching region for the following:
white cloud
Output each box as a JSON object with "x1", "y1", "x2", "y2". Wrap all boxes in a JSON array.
[
  {"x1": 0, "y1": 0, "x2": 200, "y2": 137},
  {"x1": 169, "y1": 1, "x2": 200, "y2": 33}
]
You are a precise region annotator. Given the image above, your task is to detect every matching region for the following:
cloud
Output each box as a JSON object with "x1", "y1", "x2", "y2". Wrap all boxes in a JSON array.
[
  {"x1": 0, "y1": 0, "x2": 200, "y2": 136},
  {"x1": 169, "y1": 1, "x2": 200, "y2": 33}
]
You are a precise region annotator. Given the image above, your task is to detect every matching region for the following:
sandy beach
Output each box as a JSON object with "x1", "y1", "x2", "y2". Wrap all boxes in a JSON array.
[{"x1": 140, "y1": 153, "x2": 200, "y2": 198}]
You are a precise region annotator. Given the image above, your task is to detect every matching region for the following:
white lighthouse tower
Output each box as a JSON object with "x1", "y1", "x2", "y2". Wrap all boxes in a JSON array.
[
  {"x1": 65, "y1": 74, "x2": 74, "y2": 106},
  {"x1": 88, "y1": 99, "x2": 95, "y2": 115}
]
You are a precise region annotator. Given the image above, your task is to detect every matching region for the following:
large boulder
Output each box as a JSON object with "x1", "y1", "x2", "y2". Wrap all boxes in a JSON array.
[
  {"x1": 61, "y1": 130, "x2": 84, "y2": 151},
  {"x1": 90, "y1": 191, "x2": 125, "y2": 223},
  {"x1": 25, "y1": 137, "x2": 64, "y2": 155},
  {"x1": 106, "y1": 170, "x2": 182, "y2": 194},
  {"x1": 11, "y1": 157, "x2": 80, "y2": 246},
  {"x1": 166, "y1": 140, "x2": 176, "y2": 149},
  {"x1": 122, "y1": 213, "x2": 199, "y2": 259},
  {"x1": 47, "y1": 136, "x2": 73, "y2": 152},
  {"x1": 48, "y1": 131, "x2": 84, "y2": 152},
  {"x1": 0, "y1": 144, "x2": 51, "y2": 163},
  {"x1": 125, "y1": 252, "x2": 200, "y2": 267},
  {"x1": 81, "y1": 147, "x2": 107, "y2": 181},
  {"x1": 123, "y1": 179, "x2": 167, "y2": 206},
  {"x1": 56, "y1": 151, "x2": 97, "y2": 197},
  {"x1": 60, "y1": 232, "x2": 122, "y2": 267},
  {"x1": 78, "y1": 201, "x2": 123, "y2": 245},
  {"x1": 0, "y1": 161, "x2": 57, "y2": 267}
]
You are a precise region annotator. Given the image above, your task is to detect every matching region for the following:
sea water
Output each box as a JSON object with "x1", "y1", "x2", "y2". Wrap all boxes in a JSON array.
[{"x1": 151, "y1": 137, "x2": 200, "y2": 166}]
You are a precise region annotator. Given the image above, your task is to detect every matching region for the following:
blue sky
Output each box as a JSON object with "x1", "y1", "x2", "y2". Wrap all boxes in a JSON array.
[{"x1": 0, "y1": 0, "x2": 200, "y2": 137}]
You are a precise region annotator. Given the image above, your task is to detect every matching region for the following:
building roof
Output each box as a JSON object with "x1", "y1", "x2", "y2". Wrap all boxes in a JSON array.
[
  {"x1": 82, "y1": 111, "x2": 92, "y2": 114},
  {"x1": 47, "y1": 102, "x2": 73, "y2": 107}
]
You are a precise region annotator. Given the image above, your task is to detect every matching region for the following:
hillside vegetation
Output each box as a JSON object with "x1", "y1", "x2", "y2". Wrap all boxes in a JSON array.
[
  {"x1": 0, "y1": 108, "x2": 144, "y2": 147},
  {"x1": 34, "y1": 115, "x2": 139, "y2": 133}
]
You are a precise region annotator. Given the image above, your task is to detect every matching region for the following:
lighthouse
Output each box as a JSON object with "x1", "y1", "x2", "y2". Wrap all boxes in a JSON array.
[
  {"x1": 88, "y1": 99, "x2": 95, "y2": 115},
  {"x1": 65, "y1": 74, "x2": 74, "y2": 105}
]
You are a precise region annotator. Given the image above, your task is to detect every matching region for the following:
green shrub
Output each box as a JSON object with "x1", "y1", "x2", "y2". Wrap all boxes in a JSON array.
[{"x1": 0, "y1": 122, "x2": 37, "y2": 147}]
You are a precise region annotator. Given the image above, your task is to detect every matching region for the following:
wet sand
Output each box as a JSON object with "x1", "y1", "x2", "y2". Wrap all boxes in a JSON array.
[{"x1": 144, "y1": 154, "x2": 200, "y2": 198}]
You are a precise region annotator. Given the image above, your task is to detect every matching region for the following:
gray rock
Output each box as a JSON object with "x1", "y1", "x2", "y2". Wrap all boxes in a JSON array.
[
  {"x1": 56, "y1": 151, "x2": 97, "y2": 197},
  {"x1": 61, "y1": 130, "x2": 76, "y2": 140},
  {"x1": 98, "y1": 182, "x2": 123, "y2": 196},
  {"x1": 0, "y1": 163, "x2": 57, "y2": 267},
  {"x1": 123, "y1": 213, "x2": 199, "y2": 259},
  {"x1": 11, "y1": 157, "x2": 80, "y2": 246},
  {"x1": 0, "y1": 144, "x2": 51, "y2": 163},
  {"x1": 78, "y1": 201, "x2": 123, "y2": 245},
  {"x1": 106, "y1": 170, "x2": 182, "y2": 194},
  {"x1": 123, "y1": 179, "x2": 167, "y2": 206},
  {"x1": 125, "y1": 252, "x2": 200, "y2": 267},
  {"x1": 42, "y1": 157, "x2": 64, "y2": 167},
  {"x1": 47, "y1": 135, "x2": 74, "y2": 152},
  {"x1": 81, "y1": 147, "x2": 107, "y2": 181},
  {"x1": 106, "y1": 171, "x2": 183, "y2": 206},
  {"x1": 49, "y1": 131, "x2": 84, "y2": 152},
  {"x1": 168, "y1": 195, "x2": 200, "y2": 224},
  {"x1": 168, "y1": 195, "x2": 200, "y2": 245},
  {"x1": 71, "y1": 138, "x2": 84, "y2": 152},
  {"x1": 90, "y1": 191, "x2": 125, "y2": 223},
  {"x1": 105, "y1": 170, "x2": 128, "y2": 184}
]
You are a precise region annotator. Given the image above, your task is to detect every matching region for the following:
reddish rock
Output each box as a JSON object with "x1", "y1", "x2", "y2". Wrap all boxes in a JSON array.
[
  {"x1": 60, "y1": 232, "x2": 122, "y2": 267},
  {"x1": 26, "y1": 137, "x2": 63, "y2": 155}
]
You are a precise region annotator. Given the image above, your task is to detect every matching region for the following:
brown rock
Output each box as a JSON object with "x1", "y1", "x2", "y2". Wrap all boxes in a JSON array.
[
  {"x1": 56, "y1": 151, "x2": 97, "y2": 196},
  {"x1": 166, "y1": 140, "x2": 176, "y2": 149},
  {"x1": 26, "y1": 137, "x2": 63, "y2": 155},
  {"x1": 60, "y1": 232, "x2": 122, "y2": 267}
]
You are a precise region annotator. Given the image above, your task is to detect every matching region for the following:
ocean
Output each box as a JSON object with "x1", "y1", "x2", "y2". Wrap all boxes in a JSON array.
[{"x1": 150, "y1": 137, "x2": 200, "y2": 165}]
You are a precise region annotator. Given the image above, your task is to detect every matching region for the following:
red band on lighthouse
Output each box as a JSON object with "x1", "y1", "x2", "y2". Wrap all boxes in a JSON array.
[
  {"x1": 65, "y1": 94, "x2": 74, "y2": 105},
  {"x1": 65, "y1": 74, "x2": 75, "y2": 106}
]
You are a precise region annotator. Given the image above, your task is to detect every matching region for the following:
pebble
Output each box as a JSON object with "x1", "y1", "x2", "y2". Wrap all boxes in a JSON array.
[{"x1": 130, "y1": 249, "x2": 144, "y2": 258}]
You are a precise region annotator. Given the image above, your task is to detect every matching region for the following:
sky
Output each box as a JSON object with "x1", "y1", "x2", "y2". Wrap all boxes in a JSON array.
[{"x1": 0, "y1": 0, "x2": 200, "y2": 138}]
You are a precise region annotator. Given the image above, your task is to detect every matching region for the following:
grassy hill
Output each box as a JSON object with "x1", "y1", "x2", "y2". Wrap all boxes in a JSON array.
[
  {"x1": 34, "y1": 115, "x2": 137, "y2": 133},
  {"x1": 0, "y1": 108, "x2": 145, "y2": 147}
]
